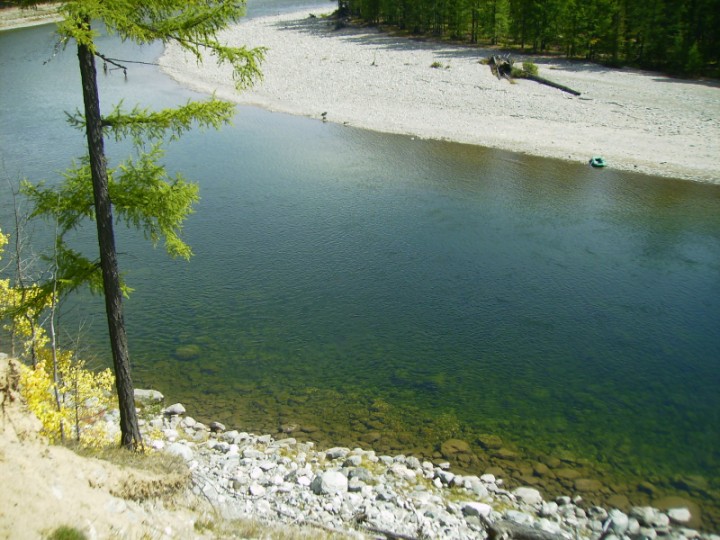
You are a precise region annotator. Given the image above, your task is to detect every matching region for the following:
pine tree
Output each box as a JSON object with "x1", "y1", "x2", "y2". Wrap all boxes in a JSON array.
[{"x1": 13, "y1": 0, "x2": 264, "y2": 449}]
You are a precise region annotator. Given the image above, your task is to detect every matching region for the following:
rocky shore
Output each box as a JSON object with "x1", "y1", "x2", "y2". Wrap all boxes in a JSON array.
[{"x1": 132, "y1": 390, "x2": 719, "y2": 539}]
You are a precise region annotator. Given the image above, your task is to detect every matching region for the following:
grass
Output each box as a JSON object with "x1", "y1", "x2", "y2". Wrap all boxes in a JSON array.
[{"x1": 45, "y1": 526, "x2": 87, "y2": 540}]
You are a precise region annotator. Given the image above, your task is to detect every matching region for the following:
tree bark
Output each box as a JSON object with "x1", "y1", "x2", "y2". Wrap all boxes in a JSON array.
[{"x1": 76, "y1": 29, "x2": 142, "y2": 450}]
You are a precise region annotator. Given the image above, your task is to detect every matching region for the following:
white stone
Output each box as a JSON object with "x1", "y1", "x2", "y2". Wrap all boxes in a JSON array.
[
  {"x1": 536, "y1": 518, "x2": 562, "y2": 534},
  {"x1": 166, "y1": 442, "x2": 193, "y2": 461},
  {"x1": 540, "y1": 501, "x2": 559, "y2": 517},
  {"x1": 505, "y1": 510, "x2": 534, "y2": 525},
  {"x1": 134, "y1": 388, "x2": 164, "y2": 403},
  {"x1": 163, "y1": 403, "x2": 186, "y2": 416},
  {"x1": 249, "y1": 483, "x2": 266, "y2": 497},
  {"x1": 462, "y1": 502, "x2": 492, "y2": 518},
  {"x1": 608, "y1": 509, "x2": 629, "y2": 535},
  {"x1": 481, "y1": 473, "x2": 496, "y2": 483},
  {"x1": 513, "y1": 486, "x2": 543, "y2": 506},
  {"x1": 311, "y1": 470, "x2": 348, "y2": 495},
  {"x1": 667, "y1": 507, "x2": 692, "y2": 524},
  {"x1": 150, "y1": 439, "x2": 165, "y2": 450}
]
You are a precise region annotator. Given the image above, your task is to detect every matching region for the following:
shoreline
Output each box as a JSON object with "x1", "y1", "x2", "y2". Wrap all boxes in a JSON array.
[
  {"x1": 2, "y1": 350, "x2": 715, "y2": 537},
  {"x1": 0, "y1": 4, "x2": 62, "y2": 31},
  {"x1": 158, "y1": 9, "x2": 720, "y2": 184}
]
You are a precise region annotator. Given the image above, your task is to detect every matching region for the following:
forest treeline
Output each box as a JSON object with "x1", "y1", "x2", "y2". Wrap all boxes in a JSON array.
[{"x1": 337, "y1": 0, "x2": 719, "y2": 76}]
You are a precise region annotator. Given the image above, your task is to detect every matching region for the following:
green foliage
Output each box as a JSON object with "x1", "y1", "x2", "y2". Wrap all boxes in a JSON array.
[
  {"x1": 46, "y1": 526, "x2": 87, "y2": 540},
  {"x1": 15, "y1": 0, "x2": 264, "y2": 297},
  {"x1": 6, "y1": 0, "x2": 265, "y2": 448},
  {"x1": 430, "y1": 60, "x2": 444, "y2": 68},
  {"x1": 343, "y1": 0, "x2": 720, "y2": 75},
  {"x1": 522, "y1": 61, "x2": 538, "y2": 76},
  {"x1": 54, "y1": 0, "x2": 265, "y2": 89}
]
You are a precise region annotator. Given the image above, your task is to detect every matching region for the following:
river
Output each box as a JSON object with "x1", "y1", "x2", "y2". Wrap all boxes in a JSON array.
[{"x1": 1, "y1": 0, "x2": 719, "y2": 527}]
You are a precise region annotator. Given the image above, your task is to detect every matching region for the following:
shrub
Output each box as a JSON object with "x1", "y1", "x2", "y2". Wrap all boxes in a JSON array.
[
  {"x1": 20, "y1": 350, "x2": 117, "y2": 447},
  {"x1": 522, "y1": 61, "x2": 539, "y2": 76},
  {"x1": 46, "y1": 526, "x2": 87, "y2": 540}
]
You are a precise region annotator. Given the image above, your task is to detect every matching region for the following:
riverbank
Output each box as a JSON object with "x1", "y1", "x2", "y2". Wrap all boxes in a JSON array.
[
  {"x1": 2, "y1": 354, "x2": 716, "y2": 538},
  {"x1": 0, "y1": 3, "x2": 61, "y2": 31},
  {"x1": 159, "y1": 8, "x2": 720, "y2": 184}
]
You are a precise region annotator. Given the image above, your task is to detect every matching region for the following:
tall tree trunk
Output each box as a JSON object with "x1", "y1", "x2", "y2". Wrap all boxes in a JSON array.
[{"x1": 76, "y1": 31, "x2": 142, "y2": 450}]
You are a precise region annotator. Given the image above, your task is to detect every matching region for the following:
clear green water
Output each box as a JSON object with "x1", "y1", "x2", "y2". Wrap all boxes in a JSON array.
[{"x1": 1, "y1": 7, "x2": 719, "y2": 527}]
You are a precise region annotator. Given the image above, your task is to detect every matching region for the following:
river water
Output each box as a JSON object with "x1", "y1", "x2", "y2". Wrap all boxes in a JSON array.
[{"x1": 1, "y1": 0, "x2": 719, "y2": 526}]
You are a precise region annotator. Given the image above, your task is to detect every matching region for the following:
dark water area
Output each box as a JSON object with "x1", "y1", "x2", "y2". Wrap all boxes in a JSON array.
[{"x1": 1, "y1": 3, "x2": 719, "y2": 528}]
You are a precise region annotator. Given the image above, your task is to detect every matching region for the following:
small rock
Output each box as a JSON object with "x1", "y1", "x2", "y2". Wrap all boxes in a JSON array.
[
  {"x1": 513, "y1": 486, "x2": 543, "y2": 506},
  {"x1": 540, "y1": 502, "x2": 558, "y2": 517},
  {"x1": 163, "y1": 403, "x2": 186, "y2": 416},
  {"x1": 209, "y1": 421, "x2": 226, "y2": 433},
  {"x1": 505, "y1": 509, "x2": 533, "y2": 525},
  {"x1": 311, "y1": 470, "x2": 348, "y2": 495},
  {"x1": 607, "y1": 509, "x2": 629, "y2": 535},
  {"x1": 249, "y1": 483, "x2": 266, "y2": 497},
  {"x1": 462, "y1": 502, "x2": 492, "y2": 518},
  {"x1": 477, "y1": 434, "x2": 503, "y2": 450},
  {"x1": 166, "y1": 442, "x2": 193, "y2": 461},
  {"x1": 134, "y1": 388, "x2": 164, "y2": 403},
  {"x1": 441, "y1": 439, "x2": 472, "y2": 456},
  {"x1": 574, "y1": 478, "x2": 603, "y2": 492},
  {"x1": 667, "y1": 507, "x2": 692, "y2": 524},
  {"x1": 326, "y1": 447, "x2": 350, "y2": 460}
]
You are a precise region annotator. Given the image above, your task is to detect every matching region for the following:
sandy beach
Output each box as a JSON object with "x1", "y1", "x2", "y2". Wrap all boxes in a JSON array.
[
  {"x1": 0, "y1": 4, "x2": 62, "y2": 31},
  {"x1": 159, "y1": 9, "x2": 720, "y2": 183}
]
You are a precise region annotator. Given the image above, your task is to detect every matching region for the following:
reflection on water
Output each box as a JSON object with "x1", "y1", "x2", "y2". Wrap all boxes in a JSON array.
[{"x1": 2, "y1": 12, "x2": 720, "y2": 529}]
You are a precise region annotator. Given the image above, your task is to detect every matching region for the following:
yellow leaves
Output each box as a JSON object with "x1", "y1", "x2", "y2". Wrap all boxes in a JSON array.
[
  {"x1": 1, "y1": 227, "x2": 117, "y2": 447},
  {"x1": 19, "y1": 349, "x2": 117, "y2": 447}
]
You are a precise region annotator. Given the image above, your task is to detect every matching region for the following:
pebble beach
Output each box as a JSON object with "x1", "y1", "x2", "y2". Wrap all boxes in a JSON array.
[
  {"x1": 139, "y1": 393, "x2": 719, "y2": 539},
  {"x1": 159, "y1": 9, "x2": 720, "y2": 184}
]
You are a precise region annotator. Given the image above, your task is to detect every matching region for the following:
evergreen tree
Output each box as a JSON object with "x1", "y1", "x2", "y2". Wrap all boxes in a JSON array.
[{"x1": 12, "y1": 0, "x2": 264, "y2": 449}]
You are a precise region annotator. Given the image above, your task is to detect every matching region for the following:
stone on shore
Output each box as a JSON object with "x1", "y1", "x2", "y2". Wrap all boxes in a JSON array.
[
  {"x1": 163, "y1": 403, "x2": 186, "y2": 416},
  {"x1": 165, "y1": 442, "x2": 193, "y2": 461},
  {"x1": 134, "y1": 388, "x2": 164, "y2": 404},
  {"x1": 311, "y1": 470, "x2": 348, "y2": 495},
  {"x1": 513, "y1": 486, "x2": 543, "y2": 506}
]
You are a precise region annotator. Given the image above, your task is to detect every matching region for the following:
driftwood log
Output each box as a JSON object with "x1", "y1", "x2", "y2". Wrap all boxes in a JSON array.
[
  {"x1": 522, "y1": 73, "x2": 581, "y2": 96},
  {"x1": 487, "y1": 55, "x2": 581, "y2": 96}
]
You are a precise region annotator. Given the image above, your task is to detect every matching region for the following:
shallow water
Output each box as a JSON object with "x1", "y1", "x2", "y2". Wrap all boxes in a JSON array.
[{"x1": 1, "y1": 3, "x2": 720, "y2": 527}]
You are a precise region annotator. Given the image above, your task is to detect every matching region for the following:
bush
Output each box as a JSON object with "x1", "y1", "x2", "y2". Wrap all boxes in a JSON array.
[
  {"x1": 46, "y1": 526, "x2": 87, "y2": 540},
  {"x1": 522, "y1": 61, "x2": 539, "y2": 76}
]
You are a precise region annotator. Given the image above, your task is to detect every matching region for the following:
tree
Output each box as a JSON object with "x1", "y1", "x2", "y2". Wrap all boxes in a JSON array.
[{"x1": 11, "y1": 0, "x2": 265, "y2": 449}]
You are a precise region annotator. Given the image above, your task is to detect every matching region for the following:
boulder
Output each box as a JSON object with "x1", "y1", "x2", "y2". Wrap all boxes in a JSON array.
[
  {"x1": 607, "y1": 509, "x2": 629, "y2": 535},
  {"x1": 134, "y1": 388, "x2": 164, "y2": 404},
  {"x1": 441, "y1": 439, "x2": 472, "y2": 456},
  {"x1": 163, "y1": 403, "x2": 186, "y2": 416},
  {"x1": 311, "y1": 470, "x2": 348, "y2": 495},
  {"x1": 667, "y1": 507, "x2": 692, "y2": 525},
  {"x1": 477, "y1": 434, "x2": 503, "y2": 450},
  {"x1": 574, "y1": 478, "x2": 603, "y2": 492},
  {"x1": 166, "y1": 442, "x2": 193, "y2": 461},
  {"x1": 174, "y1": 344, "x2": 201, "y2": 360},
  {"x1": 513, "y1": 486, "x2": 543, "y2": 506},
  {"x1": 462, "y1": 502, "x2": 492, "y2": 518},
  {"x1": 209, "y1": 421, "x2": 225, "y2": 433},
  {"x1": 652, "y1": 496, "x2": 702, "y2": 529}
]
